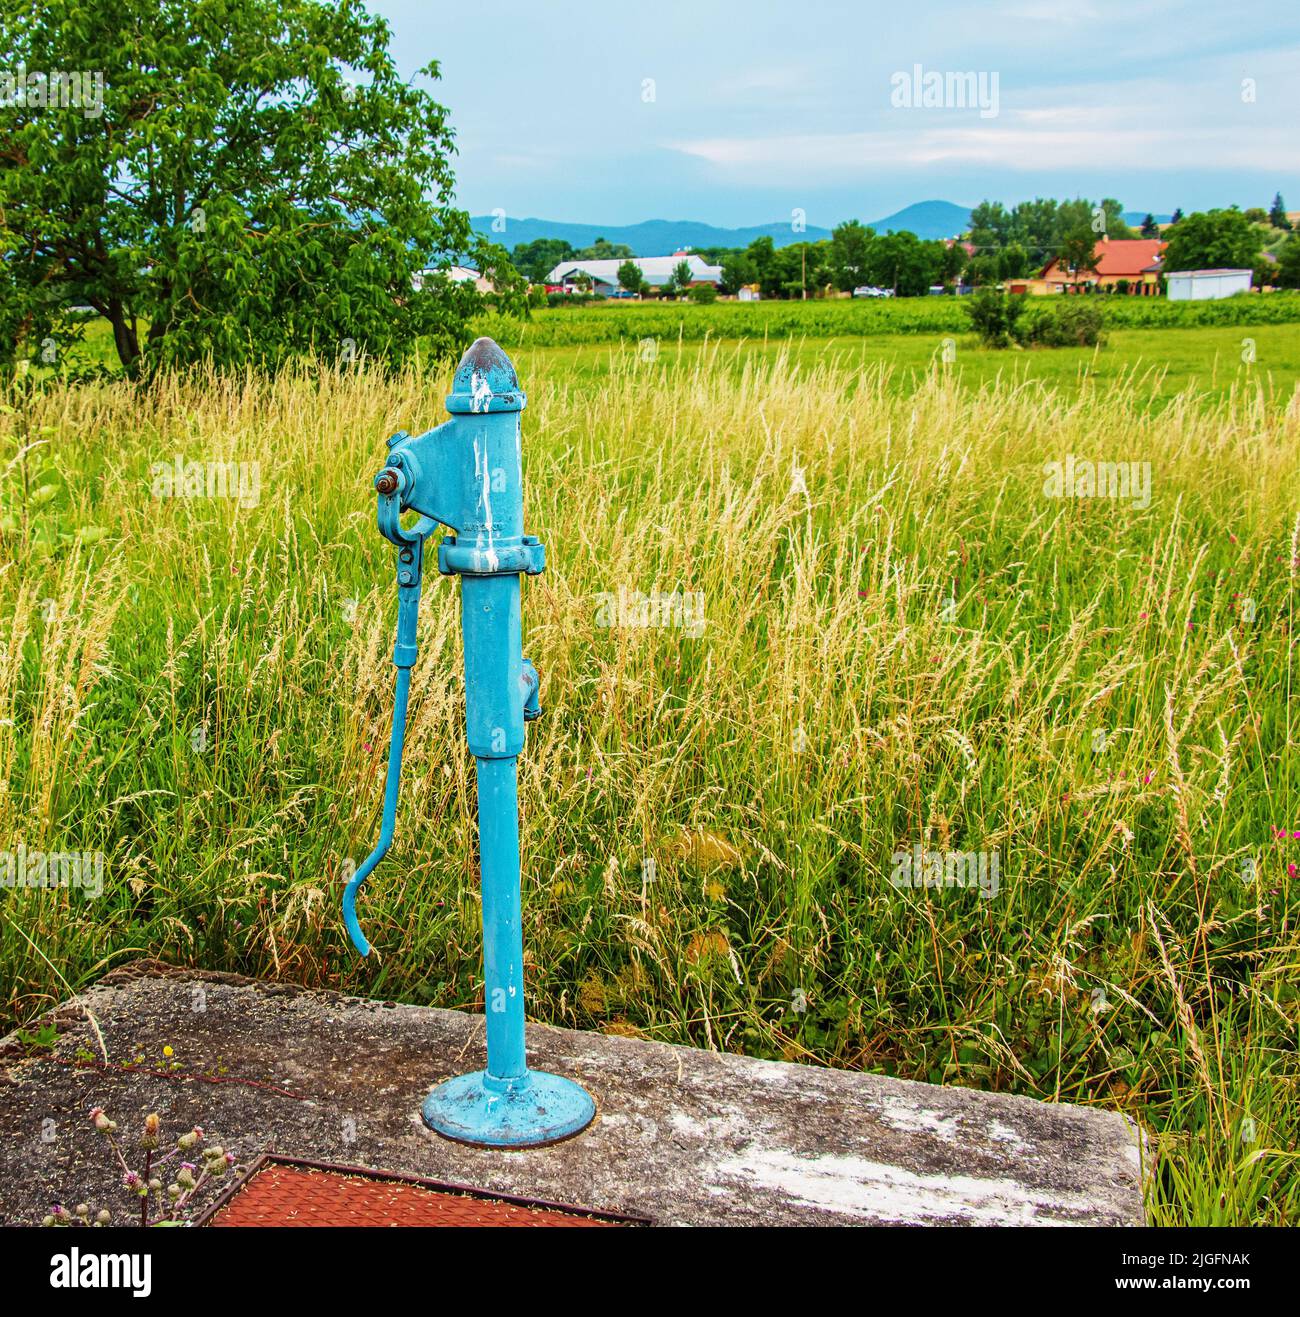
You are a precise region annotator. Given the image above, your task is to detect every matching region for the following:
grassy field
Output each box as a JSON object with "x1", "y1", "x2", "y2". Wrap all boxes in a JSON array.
[
  {"x1": 2, "y1": 331, "x2": 1299, "y2": 1225},
  {"x1": 59, "y1": 308, "x2": 1300, "y2": 406},
  {"x1": 472, "y1": 291, "x2": 1300, "y2": 348},
  {"x1": 517, "y1": 324, "x2": 1300, "y2": 407}
]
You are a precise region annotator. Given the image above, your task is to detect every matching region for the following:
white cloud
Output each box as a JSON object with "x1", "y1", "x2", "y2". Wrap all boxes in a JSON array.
[
  {"x1": 670, "y1": 115, "x2": 1295, "y2": 175},
  {"x1": 669, "y1": 53, "x2": 1300, "y2": 178}
]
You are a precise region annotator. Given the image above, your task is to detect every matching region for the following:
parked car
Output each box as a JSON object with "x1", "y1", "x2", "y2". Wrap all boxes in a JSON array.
[{"x1": 852, "y1": 285, "x2": 893, "y2": 298}]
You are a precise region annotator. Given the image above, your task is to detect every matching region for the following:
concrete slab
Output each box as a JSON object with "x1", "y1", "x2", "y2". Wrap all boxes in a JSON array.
[{"x1": 0, "y1": 962, "x2": 1146, "y2": 1226}]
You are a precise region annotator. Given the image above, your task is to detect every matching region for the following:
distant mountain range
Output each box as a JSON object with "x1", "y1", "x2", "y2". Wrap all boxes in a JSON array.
[
  {"x1": 470, "y1": 200, "x2": 977, "y2": 255},
  {"x1": 469, "y1": 201, "x2": 1179, "y2": 258}
]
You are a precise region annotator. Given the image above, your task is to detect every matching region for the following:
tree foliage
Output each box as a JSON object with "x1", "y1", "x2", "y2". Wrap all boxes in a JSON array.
[
  {"x1": 967, "y1": 196, "x2": 1135, "y2": 275},
  {"x1": 0, "y1": 0, "x2": 506, "y2": 373},
  {"x1": 574, "y1": 237, "x2": 634, "y2": 260},
  {"x1": 965, "y1": 289, "x2": 1027, "y2": 347},
  {"x1": 828, "y1": 221, "x2": 874, "y2": 292},
  {"x1": 1275, "y1": 234, "x2": 1300, "y2": 289},
  {"x1": 1162, "y1": 209, "x2": 1263, "y2": 273},
  {"x1": 1057, "y1": 226, "x2": 1101, "y2": 286},
  {"x1": 616, "y1": 259, "x2": 645, "y2": 295},
  {"x1": 511, "y1": 238, "x2": 575, "y2": 284}
]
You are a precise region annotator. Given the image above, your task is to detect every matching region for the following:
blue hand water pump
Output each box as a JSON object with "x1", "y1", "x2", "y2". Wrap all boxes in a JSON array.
[{"x1": 342, "y1": 337, "x2": 595, "y2": 1148}]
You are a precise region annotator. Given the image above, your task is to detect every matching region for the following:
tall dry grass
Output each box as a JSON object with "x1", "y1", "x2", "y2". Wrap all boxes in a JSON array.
[{"x1": 1, "y1": 342, "x2": 1297, "y2": 1223}]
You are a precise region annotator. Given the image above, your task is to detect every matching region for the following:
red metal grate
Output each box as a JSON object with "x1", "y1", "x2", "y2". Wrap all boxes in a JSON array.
[{"x1": 204, "y1": 1158, "x2": 631, "y2": 1227}]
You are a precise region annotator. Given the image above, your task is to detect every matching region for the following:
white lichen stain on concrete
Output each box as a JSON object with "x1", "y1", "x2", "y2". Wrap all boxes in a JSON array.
[
  {"x1": 709, "y1": 1147, "x2": 1096, "y2": 1226},
  {"x1": 741, "y1": 1058, "x2": 798, "y2": 1087},
  {"x1": 876, "y1": 1099, "x2": 964, "y2": 1144},
  {"x1": 598, "y1": 1112, "x2": 661, "y2": 1140},
  {"x1": 669, "y1": 1108, "x2": 748, "y2": 1140},
  {"x1": 987, "y1": 1119, "x2": 1031, "y2": 1152}
]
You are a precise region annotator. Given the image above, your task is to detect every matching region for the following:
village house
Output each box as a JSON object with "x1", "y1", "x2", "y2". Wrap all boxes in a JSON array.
[
  {"x1": 412, "y1": 265, "x2": 494, "y2": 294},
  {"x1": 545, "y1": 251, "x2": 724, "y2": 296},
  {"x1": 1027, "y1": 236, "x2": 1166, "y2": 295}
]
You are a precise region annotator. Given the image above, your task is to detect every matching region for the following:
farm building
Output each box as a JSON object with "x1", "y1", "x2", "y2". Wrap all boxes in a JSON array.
[
  {"x1": 1165, "y1": 268, "x2": 1253, "y2": 301},
  {"x1": 1037, "y1": 237, "x2": 1166, "y2": 294},
  {"x1": 412, "y1": 265, "x2": 493, "y2": 294},
  {"x1": 546, "y1": 252, "x2": 724, "y2": 295}
]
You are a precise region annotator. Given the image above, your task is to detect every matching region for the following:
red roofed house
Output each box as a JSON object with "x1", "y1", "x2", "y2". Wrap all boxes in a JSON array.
[{"x1": 1037, "y1": 237, "x2": 1166, "y2": 295}]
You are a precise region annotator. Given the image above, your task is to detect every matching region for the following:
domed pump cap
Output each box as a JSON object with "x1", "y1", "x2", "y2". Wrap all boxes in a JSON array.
[{"x1": 446, "y1": 337, "x2": 526, "y2": 414}]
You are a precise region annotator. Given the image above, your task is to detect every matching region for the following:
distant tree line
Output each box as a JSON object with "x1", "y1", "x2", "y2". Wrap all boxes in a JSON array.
[
  {"x1": 511, "y1": 227, "x2": 968, "y2": 299},
  {"x1": 967, "y1": 193, "x2": 1300, "y2": 290},
  {"x1": 506, "y1": 191, "x2": 1300, "y2": 301},
  {"x1": 510, "y1": 236, "x2": 634, "y2": 284}
]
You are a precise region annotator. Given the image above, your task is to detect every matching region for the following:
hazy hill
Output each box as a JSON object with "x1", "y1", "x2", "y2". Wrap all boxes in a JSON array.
[{"x1": 469, "y1": 202, "x2": 1181, "y2": 256}]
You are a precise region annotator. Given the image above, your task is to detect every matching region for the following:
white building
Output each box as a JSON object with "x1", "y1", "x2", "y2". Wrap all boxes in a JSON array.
[
  {"x1": 412, "y1": 265, "x2": 492, "y2": 294},
  {"x1": 545, "y1": 252, "x2": 724, "y2": 295},
  {"x1": 1166, "y1": 268, "x2": 1253, "y2": 301}
]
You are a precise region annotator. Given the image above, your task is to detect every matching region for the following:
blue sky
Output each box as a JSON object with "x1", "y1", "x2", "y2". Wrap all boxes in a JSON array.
[{"x1": 372, "y1": 0, "x2": 1300, "y2": 228}]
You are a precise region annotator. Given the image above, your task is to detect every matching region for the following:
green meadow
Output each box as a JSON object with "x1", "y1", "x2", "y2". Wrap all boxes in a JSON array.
[{"x1": 2, "y1": 305, "x2": 1298, "y2": 1226}]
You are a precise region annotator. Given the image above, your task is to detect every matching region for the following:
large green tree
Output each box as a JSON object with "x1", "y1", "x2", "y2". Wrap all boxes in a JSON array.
[
  {"x1": 718, "y1": 251, "x2": 756, "y2": 295},
  {"x1": 1275, "y1": 234, "x2": 1300, "y2": 288},
  {"x1": 966, "y1": 196, "x2": 1135, "y2": 279},
  {"x1": 1162, "y1": 209, "x2": 1263, "y2": 273},
  {"x1": 0, "y1": 0, "x2": 512, "y2": 373},
  {"x1": 828, "y1": 220, "x2": 875, "y2": 292},
  {"x1": 511, "y1": 238, "x2": 575, "y2": 284},
  {"x1": 1096, "y1": 199, "x2": 1136, "y2": 240},
  {"x1": 937, "y1": 240, "x2": 967, "y2": 286},
  {"x1": 864, "y1": 231, "x2": 936, "y2": 297},
  {"x1": 1057, "y1": 225, "x2": 1100, "y2": 288},
  {"x1": 744, "y1": 236, "x2": 779, "y2": 296},
  {"x1": 617, "y1": 260, "x2": 645, "y2": 296},
  {"x1": 575, "y1": 237, "x2": 634, "y2": 260}
]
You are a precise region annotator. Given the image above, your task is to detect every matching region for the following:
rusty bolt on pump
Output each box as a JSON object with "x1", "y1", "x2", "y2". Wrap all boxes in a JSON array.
[{"x1": 343, "y1": 338, "x2": 595, "y2": 1147}]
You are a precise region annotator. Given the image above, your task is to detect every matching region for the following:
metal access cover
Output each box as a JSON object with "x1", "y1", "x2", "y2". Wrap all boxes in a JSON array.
[{"x1": 197, "y1": 1155, "x2": 644, "y2": 1227}]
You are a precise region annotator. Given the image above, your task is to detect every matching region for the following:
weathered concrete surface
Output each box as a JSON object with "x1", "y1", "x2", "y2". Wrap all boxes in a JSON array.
[{"x1": 0, "y1": 963, "x2": 1145, "y2": 1226}]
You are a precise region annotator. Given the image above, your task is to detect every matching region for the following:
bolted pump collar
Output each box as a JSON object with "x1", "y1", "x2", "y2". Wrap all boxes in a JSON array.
[{"x1": 446, "y1": 336, "x2": 526, "y2": 414}]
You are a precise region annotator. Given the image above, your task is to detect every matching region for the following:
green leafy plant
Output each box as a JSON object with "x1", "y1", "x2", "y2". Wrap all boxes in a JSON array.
[{"x1": 16, "y1": 1020, "x2": 58, "y2": 1050}]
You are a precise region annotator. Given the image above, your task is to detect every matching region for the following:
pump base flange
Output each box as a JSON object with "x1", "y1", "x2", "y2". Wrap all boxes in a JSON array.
[{"x1": 422, "y1": 1070, "x2": 596, "y2": 1148}]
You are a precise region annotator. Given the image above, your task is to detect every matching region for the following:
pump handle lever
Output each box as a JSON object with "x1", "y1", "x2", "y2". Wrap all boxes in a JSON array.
[{"x1": 342, "y1": 465, "x2": 438, "y2": 956}]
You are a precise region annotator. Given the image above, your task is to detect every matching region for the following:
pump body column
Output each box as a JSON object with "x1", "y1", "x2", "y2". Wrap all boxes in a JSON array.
[{"x1": 416, "y1": 339, "x2": 595, "y2": 1147}]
